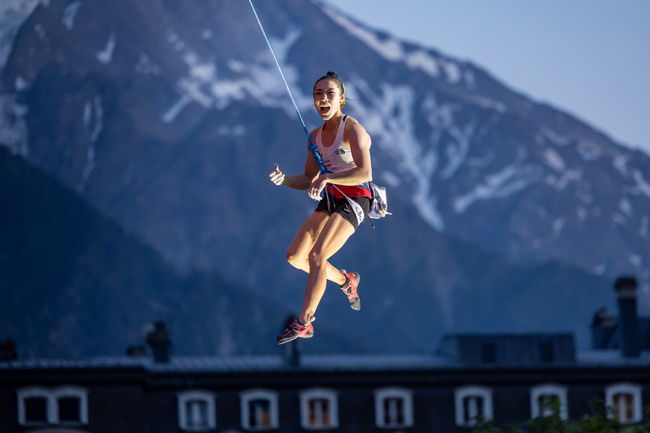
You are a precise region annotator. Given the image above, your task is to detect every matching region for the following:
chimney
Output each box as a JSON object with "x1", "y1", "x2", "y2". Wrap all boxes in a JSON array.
[
  {"x1": 614, "y1": 276, "x2": 640, "y2": 358},
  {"x1": 284, "y1": 341, "x2": 301, "y2": 367},
  {"x1": 0, "y1": 338, "x2": 18, "y2": 361},
  {"x1": 146, "y1": 321, "x2": 172, "y2": 363}
]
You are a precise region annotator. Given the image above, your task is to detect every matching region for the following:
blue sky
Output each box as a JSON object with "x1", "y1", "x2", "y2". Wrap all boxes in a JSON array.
[{"x1": 324, "y1": 0, "x2": 650, "y2": 154}]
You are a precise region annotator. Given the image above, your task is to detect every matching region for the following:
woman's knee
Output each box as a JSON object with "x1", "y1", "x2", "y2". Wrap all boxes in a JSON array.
[
  {"x1": 287, "y1": 251, "x2": 307, "y2": 269},
  {"x1": 308, "y1": 249, "x2": 326, "y2": 269}
]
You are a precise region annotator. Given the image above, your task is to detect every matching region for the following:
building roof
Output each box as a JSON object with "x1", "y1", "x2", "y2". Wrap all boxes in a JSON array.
[
  {"x1": 1, "y1": 350, "x2": 649, "y2": 373},
  {"x1": 0, "y1": 353, "x2": 445, "y2": 373}
]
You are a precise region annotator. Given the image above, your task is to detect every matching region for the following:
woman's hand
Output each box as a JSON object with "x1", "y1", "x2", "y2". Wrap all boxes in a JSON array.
[
  {"x1": 308, "y1": 174, "x2": 329, "y2": 200},
  {"x1": 268, "y1": 164, "x2": 285, "y2": 186}
]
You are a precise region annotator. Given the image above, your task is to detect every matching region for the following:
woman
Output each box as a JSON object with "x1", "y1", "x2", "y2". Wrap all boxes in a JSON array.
[{"x1": 269, "y1": 72, "x2": 373, "y2": 345}]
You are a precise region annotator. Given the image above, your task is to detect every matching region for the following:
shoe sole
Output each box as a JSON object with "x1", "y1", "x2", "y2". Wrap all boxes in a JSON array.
[
  {"x1": 276, "y1": 335, "x2": 297, "y2": 345},
  {"x1": 276, "y1": 317, "x2": 316, "y2": 345},
  {"x1": 276, "y1": 331, "x2": 314, "y2": 345}
]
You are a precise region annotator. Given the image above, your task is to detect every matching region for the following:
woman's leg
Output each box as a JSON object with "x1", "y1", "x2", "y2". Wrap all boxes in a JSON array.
[
  {"x1": 299, "y1": 213, "x2": 355, "y2": 324},
  {"x1": 286, "y1": 211, "x2": 347, "y2": 285}
]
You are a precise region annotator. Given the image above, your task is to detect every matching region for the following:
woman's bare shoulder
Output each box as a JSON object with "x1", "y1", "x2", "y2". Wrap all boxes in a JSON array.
[{"x1": 344, "y1": 116, "x2": 370, "y2": 138}]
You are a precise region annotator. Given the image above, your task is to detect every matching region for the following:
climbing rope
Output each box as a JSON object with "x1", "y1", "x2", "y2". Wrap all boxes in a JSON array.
[{"x1": 247, "y1": 0, "x2": 330, "y2": 174}]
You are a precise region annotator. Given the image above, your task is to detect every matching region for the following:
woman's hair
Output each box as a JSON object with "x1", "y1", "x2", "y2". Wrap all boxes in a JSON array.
[{"x1": 313, "y1": 71, "x2": 346, "y2": 105}]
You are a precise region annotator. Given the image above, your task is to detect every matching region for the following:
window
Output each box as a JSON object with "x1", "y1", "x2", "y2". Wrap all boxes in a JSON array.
[
  {"x1": 605, "y1": 383, "x2": 642, "y2": 424},
  {"x1": 530, "y1": 384, "x2": 568, "y2": 420},
  {"x1": 374, "y1": 387, "x2": 413, "y2": 429},
  {"x1": 18, "y1": 386, "x2": 88, "y2": 426},
  {"x1": 24, "y1": 396, "x2": 48, "y2": 424},
  {"x1": 178, "y1": 390, "x2": 216, "y2": 431},
  {"x1": 455, "y1": 386, "x2": 493, "y2": 427},
  {"x1": 52, "y1": 387, "x2": 88, "y2": 425},
  {"x1": 18, "y1": 387, "x2": 50, "y2": 425},
  {"x1": 240, "y1": 390, "x2": 278, "y2": 431},
  {"x1": 300, "y1": 388, "x2": 338, "y2": 429},
  {"x1": 58, "y1": 396, "x2": 81, "y2": 422}
]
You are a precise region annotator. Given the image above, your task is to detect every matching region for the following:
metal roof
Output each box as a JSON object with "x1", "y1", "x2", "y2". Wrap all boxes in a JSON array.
[
  {"x1": 1, "y1": 350, "x2": 649, "y2": 373},
  {"x1": 0, "y1": 354, "x2": 445, "y2": 373}
]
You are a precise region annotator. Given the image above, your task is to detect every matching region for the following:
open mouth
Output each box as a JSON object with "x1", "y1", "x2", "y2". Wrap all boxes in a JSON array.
[{"x1": 319, "y1": 105, "x2": 331, "y2": 115}]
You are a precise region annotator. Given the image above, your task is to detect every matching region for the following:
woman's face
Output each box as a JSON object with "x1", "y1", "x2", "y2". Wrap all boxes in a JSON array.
[{"x1": 313, "y1": 79, "x2": 345, "y2": 120}]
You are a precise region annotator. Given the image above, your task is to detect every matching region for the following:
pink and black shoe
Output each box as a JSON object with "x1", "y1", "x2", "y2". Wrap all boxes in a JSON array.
[
  {"x1": 276, "y1": 317, "x2": 315, "y2": 345},
  {"x1": 339, "y1": 270, "x2": 361, "y2": 311}
]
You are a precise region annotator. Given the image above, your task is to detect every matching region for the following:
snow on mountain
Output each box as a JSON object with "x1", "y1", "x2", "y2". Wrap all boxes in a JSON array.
[
  {"x1": 80, "y1": 95, "x2": 102, "y2": 190},
  {"x1": 0, "y1": 0, "x2": 48, "y2": 157},
  {"x1": 0, "y1": 0, "x2": 48, "y2": 68},
  {"x1": 453, "y1": 158, "x2": 537, "y2": 214},
  {"x1": 0, "y1": 94, "x2": 28, "y2": 155},
  {"x1": 162, "y1": 25, "x2": 311, "y2": 125},
  {"x1": 62, "y1": 1, "x2": 81, "y2": 30},
  {"x1": 320, "y1": 1, "x2": 470, "y2": 86},
  {"x1": 349, "y1": 79, "x2": 446, "y2": 229},
  {"x1": 96, "y1": 32, "x2": 115, "y2": 64}
]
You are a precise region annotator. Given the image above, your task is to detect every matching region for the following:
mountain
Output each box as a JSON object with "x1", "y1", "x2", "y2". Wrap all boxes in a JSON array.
[
  {"x1": 0, "y1": 144, "x2": 614, "y2": 356},
  {"x1": 0, "y1": 0, "x2": 644, "y2": 353},
  {"x1": 0, "y1": 146, "x2": 371, "y2": 358}
]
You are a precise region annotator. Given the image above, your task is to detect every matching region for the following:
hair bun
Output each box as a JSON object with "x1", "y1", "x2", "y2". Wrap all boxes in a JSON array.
[{"x1": 326, "y1": 71, "x2": 338, "y2": 78}]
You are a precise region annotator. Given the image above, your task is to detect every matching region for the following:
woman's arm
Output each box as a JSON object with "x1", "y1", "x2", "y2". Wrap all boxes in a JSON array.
[
  {"x1": 308, "y1": 118, "x2": 372, "y2": 199},
  {"x1": 269, "y1": 139, "x2": 321, "y2": 190}
]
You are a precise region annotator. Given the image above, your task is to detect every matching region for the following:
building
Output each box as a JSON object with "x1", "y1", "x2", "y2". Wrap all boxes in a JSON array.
[{"x1": 1, "y1": 277, "x2": 649, "y2": 433}]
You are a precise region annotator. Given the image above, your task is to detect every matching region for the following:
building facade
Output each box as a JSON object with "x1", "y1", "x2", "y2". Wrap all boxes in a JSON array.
[{"x1": 1, "y1": 351, "x2": 649, "y2": 433}]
